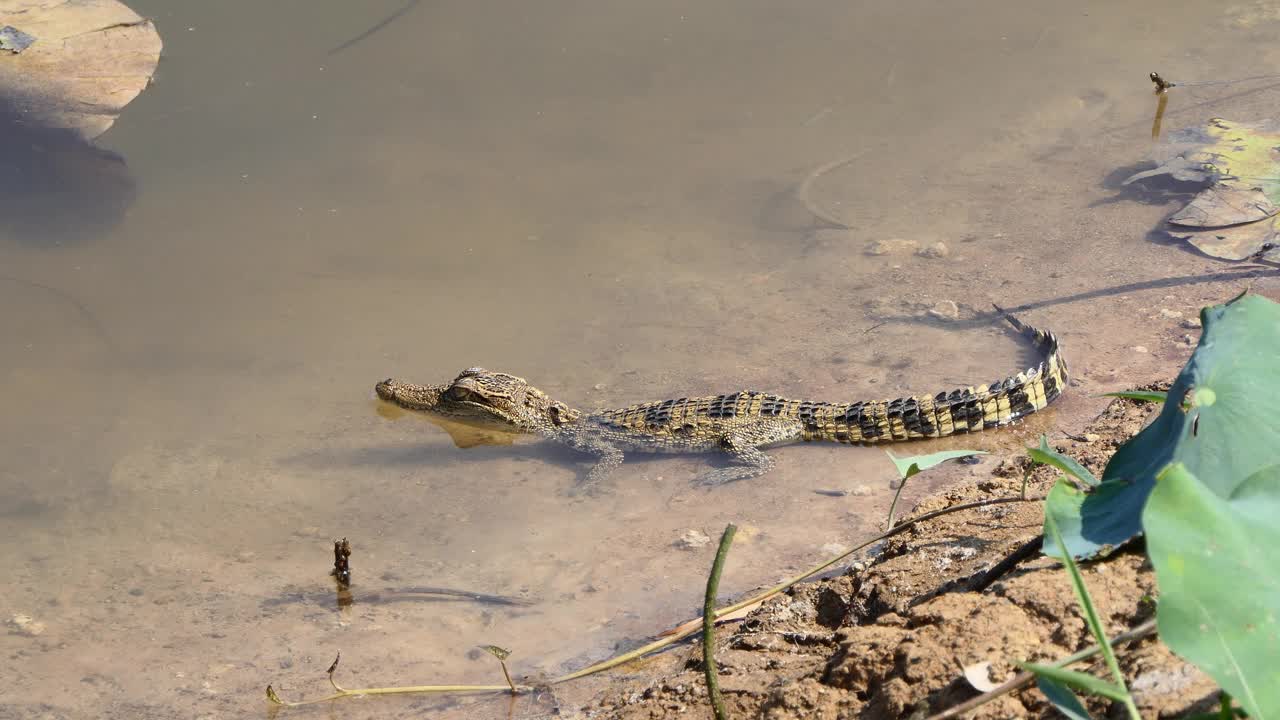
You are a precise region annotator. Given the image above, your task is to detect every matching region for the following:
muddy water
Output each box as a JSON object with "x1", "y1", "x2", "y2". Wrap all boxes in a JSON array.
[{"x1": 4, "y1": 1, "x2": 1280, "y2": 717}]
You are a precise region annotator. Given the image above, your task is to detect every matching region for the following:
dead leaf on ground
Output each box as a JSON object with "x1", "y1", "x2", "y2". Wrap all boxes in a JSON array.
[{"x1": 1124, "y1": 118, "x2": 1280, "y2": 260}]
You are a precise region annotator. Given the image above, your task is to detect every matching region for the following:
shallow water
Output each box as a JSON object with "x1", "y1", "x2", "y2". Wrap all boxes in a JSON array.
[{"x1": 4, "y1": 1, "x2": 1280, "y2": 717}]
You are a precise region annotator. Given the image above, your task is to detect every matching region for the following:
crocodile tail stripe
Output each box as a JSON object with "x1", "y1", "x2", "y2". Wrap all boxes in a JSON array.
[{"x1": 819, "y1": 309, "x2": 1066, "y2": 444}]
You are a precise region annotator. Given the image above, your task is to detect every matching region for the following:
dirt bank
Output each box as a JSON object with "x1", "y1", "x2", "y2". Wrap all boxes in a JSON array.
[{"x1": 582, "y1": 383, "x2": 1219, "y2": 719}]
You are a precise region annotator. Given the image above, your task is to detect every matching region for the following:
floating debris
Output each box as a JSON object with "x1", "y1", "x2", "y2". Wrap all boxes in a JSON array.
[{"x1": 0, "y1": 25, "x2": 35, "y2": 53}]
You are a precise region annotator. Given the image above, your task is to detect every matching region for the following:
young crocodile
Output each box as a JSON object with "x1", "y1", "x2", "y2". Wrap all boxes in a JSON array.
[{"x1": 375, "y1": 307, "x2": 1067, "y2": 491}]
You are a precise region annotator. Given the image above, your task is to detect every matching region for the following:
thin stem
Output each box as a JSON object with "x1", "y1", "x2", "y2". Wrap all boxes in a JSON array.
[
  {"x1": 703, "y1": 524, "x2": 737, "y2": 720},
  {"x1": 886, "y1": 474, "x2": 910, "y2": 530}
]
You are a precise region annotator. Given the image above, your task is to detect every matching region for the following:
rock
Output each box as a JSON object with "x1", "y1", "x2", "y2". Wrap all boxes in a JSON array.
[
  {"x1": 675, "y1": 529, "x2": 711, "y2": 550},
  {"x1": 1132, "y1": 346, "x2": 1149, "y2": 354},
  {"x1": 927, "y1": 300, "x2": 959, "y2": 320},
  {"x1": 1181, "y1": 317, "x2": 1202, "y2": 329},
  {"x1": 865, "y1": 238, "x2": 918, "y2": 256},
  {"x1": 850, "y1": 485, "x2": 874, "y2": 496},
  {"x1": 1083, "y1": 433, "x2": 1101, "y2": 443},
  {"x1": 917, "y1": 241, "x2": 950, "y2": 259},
  {"x1": 1159, "y1": 309, "x2": 1183, "y2": 319},
  {"x1": 9, "y1": 613, "x2": 46, "y2": 637}
]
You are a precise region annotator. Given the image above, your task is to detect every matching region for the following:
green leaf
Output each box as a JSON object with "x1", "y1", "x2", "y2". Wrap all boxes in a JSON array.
[
  {"x1": 1016, "y1": 662, "x2": 1129, "y2": 702},
  {"x1": 1028, "y1": 434, "x2": 1098, "y2": 487},
  {"x1": 1035, "y1": 676, "x2": 1095, "y2": 720},
  {"x1": 1144, "y1": 463, "x2": 1280, "y2": 720},
  {"x1": 1100, "y1": 390, "x2": 1168, "y2": 403},
  {"x1": 1046, "y1": 293, "x2": 1280, "y2": 559},
  {"x1": 884, "y1": 449, "x2": 985, "y2": 480}
]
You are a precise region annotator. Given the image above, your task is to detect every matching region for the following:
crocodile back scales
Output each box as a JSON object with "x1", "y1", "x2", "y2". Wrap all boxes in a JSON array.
[{"x1": 589, "y1": 309, "x2": 1066, "y2": 445}]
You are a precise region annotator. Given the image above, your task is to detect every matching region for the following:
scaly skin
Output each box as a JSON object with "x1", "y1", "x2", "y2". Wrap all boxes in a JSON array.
[{"x1": 375, "y1": 307, "x2": 1067, "y2": 491}]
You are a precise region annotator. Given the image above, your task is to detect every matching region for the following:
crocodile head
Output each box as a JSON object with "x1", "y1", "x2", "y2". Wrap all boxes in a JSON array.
[{"x1": 375, "y1": 368, "x2": 580, "y2": 435}]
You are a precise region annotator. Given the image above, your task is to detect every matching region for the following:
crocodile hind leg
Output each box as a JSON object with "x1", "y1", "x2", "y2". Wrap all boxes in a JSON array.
[{"x1": 692, "y1": 434, "x2": 776, "y2": 487}]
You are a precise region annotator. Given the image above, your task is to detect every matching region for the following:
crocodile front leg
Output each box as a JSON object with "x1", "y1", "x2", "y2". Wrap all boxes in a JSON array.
[
  {"x1": 692, "y1": 434, "x2": 776, "y2": 487},
  {"x1": 556, "y1": 431, "x2": 624, "y2": 495}
]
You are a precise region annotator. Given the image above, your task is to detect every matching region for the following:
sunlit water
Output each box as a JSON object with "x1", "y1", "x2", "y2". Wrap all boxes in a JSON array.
[{"x1": 4, "y1": 1, "x2": 1280, "y2": 717}]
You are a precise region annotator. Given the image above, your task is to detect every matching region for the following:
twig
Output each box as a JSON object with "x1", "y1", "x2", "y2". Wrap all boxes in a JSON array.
[
  {"x1": 703, "y1": 525, "x2": 737, "y2": 720},
  {"x1": 328, "y1": 0, "x2": 421, "y2": 55},
  {"x1": 795, "y1": 150, "x2": 871, "y2": 228},
  {"x1": 965, "y1": 536, "x2": 1044, "y2": 593},
  {"x1": 923, "y1": 619, "x2": 1156, "y2": 720}
]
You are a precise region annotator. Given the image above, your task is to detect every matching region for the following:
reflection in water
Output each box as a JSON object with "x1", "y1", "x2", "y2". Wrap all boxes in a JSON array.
[{"x1": 0, "y1": 95, "x2": 136, "y2": 246}]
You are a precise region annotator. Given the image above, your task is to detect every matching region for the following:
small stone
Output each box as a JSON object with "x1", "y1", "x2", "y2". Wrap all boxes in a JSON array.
[
  {"x1": 850, "y1": 485, "x2": 873, "y2": 496},
  {"x1": 1159, "y1": 308, "x2": 1183, "y2": 319},
  {"x1": 675, "y1": 530, "x2": 711, "y2": 550},
  {"x1": 865, "y1": 238, "x2": 918, "y2": 256},
  {"x1": 592, "y1": 383, "x2": 607, "y2": 391},
  {"x1": 235, "y1": 550, "x2": 256, "y2": 563},
  {"x1": 1181, "y1": 317, "x2": 1202, "y2": 329},
  {"x1": 1083, "y1": 433, "x2": 1101, "y2": 443},
  {"x1": 917, "y1": 241, "x2": 950, "y2": 259},
  {"x1": 928, "y1": 300, "x2": 959, "y2": 320},
  {"x1": 9, "y1": 613, "x2": 45, "y2": 637},
  {"x1": 1132, "y1": 346, "x2": 1149, "y2": 354},
  {"x1": 1182, "y1": 334, "x2": 1196, "y2": 346}
]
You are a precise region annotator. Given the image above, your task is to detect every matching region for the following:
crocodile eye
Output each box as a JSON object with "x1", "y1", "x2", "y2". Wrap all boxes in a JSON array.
[{"x1": 447, "y1": 386, "x2": 472, "y2": 401}]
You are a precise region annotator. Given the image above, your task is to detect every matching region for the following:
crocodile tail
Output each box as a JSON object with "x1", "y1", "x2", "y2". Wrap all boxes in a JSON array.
[{"x1": 813, "y1": 307, "x2": 1068, "y2": 443}]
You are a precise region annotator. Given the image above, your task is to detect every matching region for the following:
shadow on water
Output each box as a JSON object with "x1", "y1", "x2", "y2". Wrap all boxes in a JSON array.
[{"x1": 0, "y1": 94, "x2": 137, "y2": 246}]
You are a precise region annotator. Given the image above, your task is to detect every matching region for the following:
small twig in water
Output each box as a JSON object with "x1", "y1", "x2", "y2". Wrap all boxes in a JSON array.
[
  {"x1": 328, "y1": 0, "x2": 421, "y2": 55},
  {"x1": 331, "y1": 538, "x2": 351, "y2": 588},
  {"x1": 703, "y1": 524, "x2": 737, "y2": 720},
  {"x1": 795, "y1": 150, "x2": 871, "y2": 228}
]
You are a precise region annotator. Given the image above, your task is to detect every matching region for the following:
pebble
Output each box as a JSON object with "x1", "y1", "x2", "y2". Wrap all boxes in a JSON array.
[
  {"x1": 1181, "y1": 317, "x2": 1202, "y2": 329},
  {"x1": 1132, "y1": 346, "x2": 1149, "y2": 354},
  {"x1": 865, "y1": 238, "x2": 918, "y2": 256},
  {"x1": 1083, "y1": 433, "x2": 1101, "y2": 443},
  {"x1": 9, "y1": 613, "x2": 45, "y2": 637},
  {"x1": 928, "y1": 300, "x2": 959, "y2": 320},
  {"x1": 1159, "y1": 308, "x2": 1183, "y2": 319},
  {"x1": 917, "y1": 241, "x2": 950, "y2": 259},
  {"x1": 850, "y1": 485, "x2": 874, "y2": 496},
  {"x1": 675, "y1": 529, "x2": 711, "y2": 550}
]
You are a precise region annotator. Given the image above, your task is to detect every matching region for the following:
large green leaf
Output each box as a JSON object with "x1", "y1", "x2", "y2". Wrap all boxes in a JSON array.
[
  {"x1": 1045, "y1": 293, "x2": 1280, "y2": 558},
  {"x1": 1144, "y1": 463, "x2": 1280, "y2": 719}
]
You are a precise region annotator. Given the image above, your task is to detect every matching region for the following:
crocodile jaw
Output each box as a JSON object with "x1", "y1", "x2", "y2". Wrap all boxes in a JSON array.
[{"x1": 375, "y1": 376, "x2": 538, "y2": 434}]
